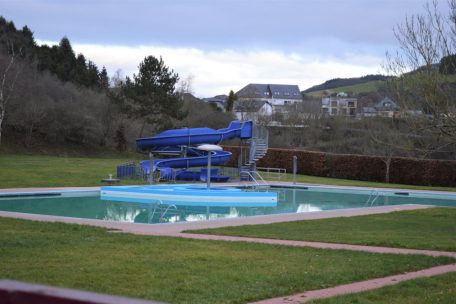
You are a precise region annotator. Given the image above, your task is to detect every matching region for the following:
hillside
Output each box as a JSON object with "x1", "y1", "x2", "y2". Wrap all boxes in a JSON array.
[
  {"x1": 303, "y1": 75, "x2": 388, "y2": 94},
  {"x1": 304, "y1": 80, "x2": 384, "y2": 97}
]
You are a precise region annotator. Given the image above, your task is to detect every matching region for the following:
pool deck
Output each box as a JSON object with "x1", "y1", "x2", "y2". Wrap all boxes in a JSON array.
[{"x1": 1, "y1": 183, "x2": 456, "y2": 303}]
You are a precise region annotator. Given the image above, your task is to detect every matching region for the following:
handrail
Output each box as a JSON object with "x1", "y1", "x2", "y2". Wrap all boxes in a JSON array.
[
  {"x1": 249, "y1": 139, "x2": 257, "y2": 165},
  {"x1": 148, "y1": 199, "x2": 178, "y2": 223},
  {"x1": 256, "y1": 167, "x2": 286, "y2": 180},
  {"x1": 239, "y1": 170, "x2": 270, "y2": 190},
  {"x1": 366, "y1": 189, "x2": 381, "y2": 206}
]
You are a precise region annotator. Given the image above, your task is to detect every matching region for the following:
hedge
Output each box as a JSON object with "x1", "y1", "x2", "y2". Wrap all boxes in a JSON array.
[{"x1": 222, "y1": 145, "x2": 456, "y2": 187}]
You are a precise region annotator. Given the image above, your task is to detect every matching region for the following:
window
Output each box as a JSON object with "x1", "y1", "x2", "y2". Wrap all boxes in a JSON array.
[
  {"x1": 264, "y1": 92, "x2": 269, "y2": 95},
  {"x1": 284, "y1": 92, "x2": 290, "y2": 96}
]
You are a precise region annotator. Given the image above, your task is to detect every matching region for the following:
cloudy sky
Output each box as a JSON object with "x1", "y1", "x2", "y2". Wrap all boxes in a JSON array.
[{"x1": 1, "y1": 0, "x2": 448, "y2": 96}]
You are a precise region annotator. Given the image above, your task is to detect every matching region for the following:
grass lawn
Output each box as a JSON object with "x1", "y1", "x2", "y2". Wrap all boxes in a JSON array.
[
  {"x1": 2, "y1": 153, "x2": 456, "y2": 192},
  {"x1": 0, "y1": 217, "x2": 453, "y2": 304},
  {"x1": 266, "y1": 172, "x2": 456, "y2": 192},
  {"x1": 310, "y1": 272, "x2": 456, "y2": 304},
  {"x1": 0, "y1": 153, "x2": 144, "y2": 188},
  {"x1": 191, "y1": 208, "x2": 456, "y2": 252}
]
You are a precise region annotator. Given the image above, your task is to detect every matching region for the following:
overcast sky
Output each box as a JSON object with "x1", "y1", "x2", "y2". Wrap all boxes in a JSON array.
[{"x1": 1, "y1": 0, "x2": 449, "y2": 96}]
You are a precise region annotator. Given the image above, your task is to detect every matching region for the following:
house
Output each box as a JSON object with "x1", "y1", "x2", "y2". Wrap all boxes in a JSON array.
[
  {"x1": 321, "y1": 94, "x2": 357, "y2": 116},
  {"x1": 233, "y1": 99, "x2": 273, "y2": 122},
  {"x1": 361, "y1": 107, "x2": 377, "y2": 118},
  {"x1": 202, "y1": 95, "x2": 227, "y2": 111},
  {"x1": 375, "y1": 97, "x2": 399, "y2": 118},
  {"x1": 234, "y1": 84, "x2": 303, "y2": 120}
]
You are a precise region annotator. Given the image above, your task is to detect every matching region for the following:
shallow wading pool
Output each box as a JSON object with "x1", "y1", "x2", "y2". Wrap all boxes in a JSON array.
[{"x1": 0, "y1": 186, "x2": 455, "y2": 225}]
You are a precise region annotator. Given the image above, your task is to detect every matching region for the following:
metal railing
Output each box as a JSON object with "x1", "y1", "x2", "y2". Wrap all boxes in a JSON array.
[
  {"x1": 256, "y1": 167, "x2": 287, "y2": 180},
  {"x1": 366, "y1": 189, "x2": 381, "y2": 206},
  {"x1": 239, "y1": 170, "x2": 270, "y2": 190},
  {"x1": 148, "y1": 200, "x2": 178, "y2": 223}
]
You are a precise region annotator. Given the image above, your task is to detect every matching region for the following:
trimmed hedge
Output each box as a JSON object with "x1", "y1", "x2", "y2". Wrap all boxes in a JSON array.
[{"x1": 223, "y1": 145, "x2": 456, "y2": 187}]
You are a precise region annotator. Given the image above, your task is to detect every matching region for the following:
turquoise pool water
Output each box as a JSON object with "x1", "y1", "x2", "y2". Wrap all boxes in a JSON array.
[{"x1": 0, "y1": 186, "x2": 455, "y2": 224}]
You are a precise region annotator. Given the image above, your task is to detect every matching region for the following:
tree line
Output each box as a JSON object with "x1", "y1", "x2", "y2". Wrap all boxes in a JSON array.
[{"x1": 0, "y1": 16, "x2": 233, "y2": 152}]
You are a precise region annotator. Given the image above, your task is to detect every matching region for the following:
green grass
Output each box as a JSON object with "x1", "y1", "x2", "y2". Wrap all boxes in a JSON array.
[
  {"x1": 2, "y1": 153, "x2": 456, "y2": 192},
  {"x1": 0, "y1": 217, "x2": 453, "y2": 304},
  {"x1": 310, "y1": 272, "x2": 456, "y2": 304},
  {"x1": 191, "y1": 208, "x2": 456, "y2": 252},
  {"x1": 0, "y1": 153, "x2": 144, "y2": 188}
]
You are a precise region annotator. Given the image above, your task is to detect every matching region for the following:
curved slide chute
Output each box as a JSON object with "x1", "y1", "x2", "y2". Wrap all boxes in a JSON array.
[{"x1": 136, "y1": 120, "x2": 252, "y2": 181}]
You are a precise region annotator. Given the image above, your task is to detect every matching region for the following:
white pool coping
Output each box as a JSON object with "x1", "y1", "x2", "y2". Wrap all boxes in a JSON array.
[{"x1": 0, "y1": 182, "x2": 446, "y2": 235}]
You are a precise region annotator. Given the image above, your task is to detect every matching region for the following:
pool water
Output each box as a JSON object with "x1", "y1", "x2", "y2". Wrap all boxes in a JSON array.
[{"x1": 0, "y1": 187, "x2": 455, "y2": 224}]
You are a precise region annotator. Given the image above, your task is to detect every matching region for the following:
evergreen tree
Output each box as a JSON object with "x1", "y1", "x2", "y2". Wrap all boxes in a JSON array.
[
  {"x1": 56, "y1": 37, "x2": 76, "y2": 82},
  {"x1": 73, "y1": 53, "x2": 88, "y2": 85},
  {"x1": 121, "y1": 56, "x2": 186, "y2": 134},
  {"x1": 439, "y1": 54, "x2": 456, "y2": 74},
  {"x1": 86, "y1": 60, "x2": 100, "y2": 87},
  {"x1": 99, "y1": 66, "x2": 109, "y2": 90},
  {"x1": 225, "y1": 90, "x2": 236, "y2": 112}
]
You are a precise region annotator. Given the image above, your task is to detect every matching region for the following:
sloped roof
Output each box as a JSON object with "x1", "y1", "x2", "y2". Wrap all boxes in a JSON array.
[
  {"x1": 363, "y1": 107, "x2": 377, "y2": 113},
  {"x1": 236, "y1": 84, "x2": 270, "y2": 98},
  {"x1": 234, "y1": 100, "x2": 270, "y2": 112},
  {"x1": 375, "y1": 97, "x2": 399, "y2": 110},
  {"x1": 236, "y1": 83, "x2": 302, "y2": 100}
]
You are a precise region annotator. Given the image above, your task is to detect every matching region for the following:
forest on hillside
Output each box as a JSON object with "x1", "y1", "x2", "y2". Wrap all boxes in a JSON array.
[{"x1": 0, "y1": 17, "x2": 233, "y2": 154}]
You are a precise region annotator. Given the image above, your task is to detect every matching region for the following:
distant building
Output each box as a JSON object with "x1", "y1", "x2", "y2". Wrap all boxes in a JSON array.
[
  {"x1": 361, "y1": 107, "x2": 377, "y2": 118},
  {"x1": 234, "y1": 84, "x2": 303, "y2": 120},
  {"x1": 321, "y1": 95, "x2": 357, "y2": 116},
  {"x1": 375, "y1": 97, "x2": 399, "y2": 118},
  {"x1": 202, "y1": 95, "x2": 227, "y2": 111},
  {"x1": 233, "y1": 99, "x2": 273, "y2": 122}
]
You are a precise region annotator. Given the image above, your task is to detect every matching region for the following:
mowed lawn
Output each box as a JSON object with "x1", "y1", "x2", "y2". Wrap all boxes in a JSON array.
[
  {"x1": 2, "y1": 153, "x2": 456, "y2": 192},
  {"x1": 310, "y1": 272, "x2": 456, "y2": 304},
  {"x1": 0, "y1": 153, "x2": 142, "y2": 188},
  {"x1": 191, "y1": 208, "x2": 456, "y2": 252},
  {"x1": 0, "y1": 217, "x2": 453, "y2": 304}
]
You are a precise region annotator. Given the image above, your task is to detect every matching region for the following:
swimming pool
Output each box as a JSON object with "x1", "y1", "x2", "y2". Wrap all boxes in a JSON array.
[{"x1": 0, "y1": 186, "x2": 455, "y2": 224}]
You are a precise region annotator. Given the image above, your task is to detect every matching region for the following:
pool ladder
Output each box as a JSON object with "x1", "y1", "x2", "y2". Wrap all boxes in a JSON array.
[
  {"x1": 239, "y1": 170, "x2": 270, "y2": 191},
  {"x1": 148, "y1": 200, "x2": 178, "y2": 223},
  {"x1": 365, "y1": 190, "x2": 381, "y2": 206}
]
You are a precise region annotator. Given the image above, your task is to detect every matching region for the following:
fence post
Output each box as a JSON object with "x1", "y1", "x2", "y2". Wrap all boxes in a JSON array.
[
  {"x1": 292, "y1": 155, "x2": 297, "y2": 185},
  {"x1": 149, "y1": 152, "x2": 154, "y2": 185}
]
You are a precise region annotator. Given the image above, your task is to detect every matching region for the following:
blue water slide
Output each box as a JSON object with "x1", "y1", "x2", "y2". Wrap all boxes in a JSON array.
[
  {"x1": 136, "y1": 120, "x2": 252, "y2": 180},
  {"x1": 136, "y1": 120, "x2": 252, "y2": 151},
  {"x1": 140, "y1": 150, "x2": 231, "y2": 174}
]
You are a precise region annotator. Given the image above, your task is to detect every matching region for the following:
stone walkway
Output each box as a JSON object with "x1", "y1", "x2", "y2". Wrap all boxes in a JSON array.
[
  {"x1": 1, "y1": 186, "x2": 456, "y2": 303},
  {"x1": 249, "y1": 264, "x2": 456, "y2": 304}
]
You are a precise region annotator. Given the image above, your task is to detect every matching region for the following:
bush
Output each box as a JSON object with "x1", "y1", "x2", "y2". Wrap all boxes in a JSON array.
[{"x1": 223, "y1": 145, "x2": 456, "y2": 187}]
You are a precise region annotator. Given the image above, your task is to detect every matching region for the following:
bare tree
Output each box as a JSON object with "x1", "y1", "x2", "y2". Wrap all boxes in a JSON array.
[
  {"x1": 177, "y1": 74, "x2": 194, "y2": 95},
  {"x1": 362, "y1": 118, "x2": 414, "y2": 183},
  {"x1": 0, "y1": 41, "x2": 21, "y2": 145},
  {"x1": 384, "y1": 0, "x2": 456, "y2": 156}
]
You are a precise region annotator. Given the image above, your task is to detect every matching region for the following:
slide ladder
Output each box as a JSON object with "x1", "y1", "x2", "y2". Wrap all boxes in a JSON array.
[{"x1": 241, "y1": 124, "x2": 269, "y2": 181}]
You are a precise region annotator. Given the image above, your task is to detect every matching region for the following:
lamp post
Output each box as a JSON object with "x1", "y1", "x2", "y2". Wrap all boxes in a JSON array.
[{"x1": 197, "y1": 144, "x2": 223, "y2": 189}]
